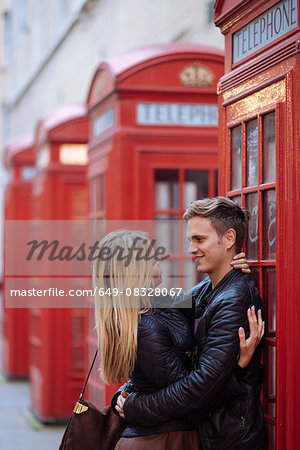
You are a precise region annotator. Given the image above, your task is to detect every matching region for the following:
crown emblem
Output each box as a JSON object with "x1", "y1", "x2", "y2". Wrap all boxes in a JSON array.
[{"x1": 179, "y1": 62, "x2": 214, "y2": 87}]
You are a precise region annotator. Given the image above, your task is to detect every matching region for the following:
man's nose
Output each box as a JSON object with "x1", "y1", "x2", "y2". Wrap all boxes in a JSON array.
[{"x1": 188, "y1": 241, "x2": 197, "y2": 254}]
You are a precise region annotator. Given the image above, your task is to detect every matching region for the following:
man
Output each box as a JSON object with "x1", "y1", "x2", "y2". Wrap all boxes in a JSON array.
[{"x1": 114, "y1": 197, "x2": 266, "y2": 450}]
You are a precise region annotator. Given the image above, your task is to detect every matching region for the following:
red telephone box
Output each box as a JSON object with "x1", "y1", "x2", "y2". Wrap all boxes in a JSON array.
[
  {"x1": 86, "y1": 44, "x2": 224, "y2": 407},
  {"x1": 215, "y1": 1, "x2": 300, "y2": 448},
  {"x1": 2, "y1": 135, "x2": 36, "y2": 378},
  {"x1": 30, "y1": 106, "x2": 89, "y2": 421}
]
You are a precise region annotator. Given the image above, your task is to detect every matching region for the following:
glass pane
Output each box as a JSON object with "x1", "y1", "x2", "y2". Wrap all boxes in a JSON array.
[
  {"x1": 267, "y1": 424, "x2": 276, "y2": 450},
  {"x1": 246, "y1": 193, "x2": 258, "y2": 259},
  {"x1": 71, "y1": 347, "x2": 85, "y2": 370},
  {"x1": 263, "y1": 190, "x2": 276, "y2": 260},
  {"x1": 155, "y1": 170, "x2": 179, "y2": 210},
  {"x1": 71, "y1": 190, "x2": 88, "y2": 219},
  {"x1": 231, "y1": 125, "x2": 242, "y2": 190},
  {"x1": 264, "y1": 268, "x2": 276, "y2": 337},
  {"x1": 263, "y1": 112, "x2": 276, "y2": 183},
  {"x1": 90, "y1": 175, "x2": 105, "y2": 213},
  {"x1": 72, "y1": 315, "x2": 84, "y2": 341},
  {"x1": 246, "y1": 119, "x2": 258, "y2": 186},
  {"x1": 21, "y1": 166, "x2": 36, "y2": 180},
  {"x1": 230, "y1": 195, "x2": 241, "y2": 206},
  {"x1": 90, "y1": 219, "x2": 106, "y2": 242},
  {"x1": 184, "y1": 170, "x2": 209, "y2": 205},
  {"x1": 98, "y1": 174, "x2": 105, "y2": 211},
  {"x1": 265, "y1": 345, "x2": 276, "y2": 418},
  {"x1": 215, "y1": 170, "x2": 218, "y2": 196},
  {"x1": 89, "y1": 302, "x2": 96, "y2": 331},
  {"x1": 184, "y1": 259, "x2": 198, "y2": 291},
  {"x1": 89, "y1": 178, "x2": 96, "y2": 213},
  {"x1": 154, "y1": 214, "x2": 180, "y2": 254},
  {"x1": 159, "y1": 259, "x2": 180, "y2": 290},
  {"x1": 251, "y1": 266, "x2": 259, "y2": 290}
]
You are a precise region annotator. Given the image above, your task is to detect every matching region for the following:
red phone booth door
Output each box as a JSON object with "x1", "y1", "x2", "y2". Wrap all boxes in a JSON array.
[
  {"x1": 219, "y1": 79, "x2": 285, "y2": 450},
  {"x1": 29, "y1": 179, "x2": 89, "y2": 421},
  {"x1": 140, "y1": 151, "x2": 218, "y2": 290}
]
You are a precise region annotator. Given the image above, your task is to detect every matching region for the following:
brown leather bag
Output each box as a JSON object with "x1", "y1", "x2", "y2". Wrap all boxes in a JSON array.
[{"x1": 59, "y1": 351, "x2": 126, "y2": 450}]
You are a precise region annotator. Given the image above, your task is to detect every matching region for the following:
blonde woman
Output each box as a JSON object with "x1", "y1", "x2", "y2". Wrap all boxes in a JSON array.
[{"x1": 93, "y1": 230, "x2": 262, "y2": 450}]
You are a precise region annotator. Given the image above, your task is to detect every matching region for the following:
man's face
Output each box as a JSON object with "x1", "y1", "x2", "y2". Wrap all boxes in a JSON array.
[{"x1": 186, "y1": 216, "x2": 227, "y2": 275}]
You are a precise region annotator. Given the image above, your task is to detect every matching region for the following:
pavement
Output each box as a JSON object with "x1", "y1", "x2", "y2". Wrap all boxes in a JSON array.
[
  {"x1": 0, "y1": 294, "x2": 65, "y2": 449},
  {"x1": 0, "y1": 375, "x2": 65, "y2": 449}
]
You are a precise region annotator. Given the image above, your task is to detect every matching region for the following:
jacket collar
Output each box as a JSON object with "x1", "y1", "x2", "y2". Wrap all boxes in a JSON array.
[
  {"x1": 196, "y1": 269, "x2": 245, "y2": 315},
  {"x1": 211, "y1": 268, "x2": 244, "y2": 296}
]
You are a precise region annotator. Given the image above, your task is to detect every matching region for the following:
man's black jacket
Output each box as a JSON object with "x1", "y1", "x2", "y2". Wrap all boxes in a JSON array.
[{"x1": 119, "y1": 270, "x2": 266, "y2": 450}]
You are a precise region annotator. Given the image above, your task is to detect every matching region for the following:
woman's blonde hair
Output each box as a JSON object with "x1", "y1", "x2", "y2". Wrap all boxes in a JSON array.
[{"x1": 93, "y1": 230, "x2": 153, "y2": 384}]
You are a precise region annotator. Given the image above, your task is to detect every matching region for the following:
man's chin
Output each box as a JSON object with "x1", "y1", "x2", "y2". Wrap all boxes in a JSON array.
[{"x1": 196, "y1": 263, "x2": 206, "y2": 273}]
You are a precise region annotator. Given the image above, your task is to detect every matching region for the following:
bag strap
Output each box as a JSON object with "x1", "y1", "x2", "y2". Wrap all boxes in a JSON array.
[{"x1": 79, "y1": 348, "x2": 98, "y2": 400}]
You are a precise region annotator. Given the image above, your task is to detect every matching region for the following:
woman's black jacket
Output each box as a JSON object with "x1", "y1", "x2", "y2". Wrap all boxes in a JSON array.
[{"x1": 112, "y1": 305, "x2": 197, "y2": 437}]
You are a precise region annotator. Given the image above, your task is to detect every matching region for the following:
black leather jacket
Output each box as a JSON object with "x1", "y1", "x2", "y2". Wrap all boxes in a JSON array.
[
  {"x1": 113, "y1": 305, "x2": 197, "y2": 437},
  {"x1": 120, "y1": 270, "x2": 267, "y2": 449}
]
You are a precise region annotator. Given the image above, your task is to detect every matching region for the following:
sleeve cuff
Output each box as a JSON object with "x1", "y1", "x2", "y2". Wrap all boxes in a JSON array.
[
  {"x1": 111, "y1": 380, "x2": 135, "y2": 415},
  {"x1": 235, "y1": 363, "x2": 247, "y2": 379}
]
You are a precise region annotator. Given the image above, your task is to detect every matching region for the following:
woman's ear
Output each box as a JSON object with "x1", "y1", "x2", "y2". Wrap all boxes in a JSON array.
[{"x1": 224, "y1": 228, "x2": 236, "y2": 250}]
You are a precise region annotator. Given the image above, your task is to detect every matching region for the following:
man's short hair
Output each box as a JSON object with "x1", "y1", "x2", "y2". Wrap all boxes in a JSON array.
[{"x1": 183, "y1": 197, "x2": 251, "y2": 253}]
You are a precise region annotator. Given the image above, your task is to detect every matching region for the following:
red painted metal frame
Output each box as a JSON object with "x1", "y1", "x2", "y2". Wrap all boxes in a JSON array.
[
  {"x1": 86, "y1": 44, "x2": 224, "y2": 408},
  {"x1": 2, "y1": 135, "x2": 35, "y2": 378},
  {"x1": 215, "y1": 1, "x2": 300, "y2": 449}
]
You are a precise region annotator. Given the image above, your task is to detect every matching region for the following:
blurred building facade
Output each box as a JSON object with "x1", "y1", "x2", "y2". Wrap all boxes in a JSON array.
[
  {"x1": 2, "y1": 0, "x2": 224, "y2": 139},
  {"x1": 0, "y1": 0, "x2": 224, "y2": 277},
  {"x1": 0, "y1": 0, "x2": 12, "y2": 278}
]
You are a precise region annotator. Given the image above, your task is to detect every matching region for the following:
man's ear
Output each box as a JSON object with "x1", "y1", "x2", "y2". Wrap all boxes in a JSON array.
[{"x1": 224, "y1": 228, "x2": 236, "y2": 250}]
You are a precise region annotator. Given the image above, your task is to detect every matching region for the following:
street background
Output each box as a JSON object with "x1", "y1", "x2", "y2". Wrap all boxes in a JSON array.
[{"x1": 0, "y1": 1, "x2": 223, "y2": 448}]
